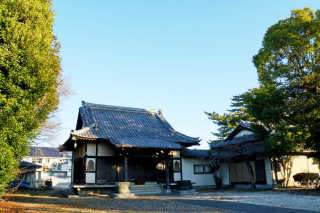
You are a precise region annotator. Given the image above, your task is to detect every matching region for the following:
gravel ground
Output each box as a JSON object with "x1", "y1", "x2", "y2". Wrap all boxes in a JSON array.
[
  {"x1": 2, "y1": 188, "x2": 320, "y2": 213},
  {"x1": 182, "y1": 188, "x2": 320, "y2": 212},
  {"x1": 0, "y1": 189, "x2": 230, "y2": 213}
]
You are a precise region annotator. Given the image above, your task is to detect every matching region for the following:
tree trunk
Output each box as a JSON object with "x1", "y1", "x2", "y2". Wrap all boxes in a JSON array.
[{"x1": 244, "y1": 157, "x2": 256, "y2": 189}]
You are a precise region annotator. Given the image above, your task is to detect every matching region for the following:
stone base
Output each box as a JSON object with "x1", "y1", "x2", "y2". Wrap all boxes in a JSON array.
[
  {"x1": 111, "y1": 193, "x2": 135, "y2": 198},
  {"x1": 173, "y1": 190, "x2": 196, "y2": 195},
  {"x1": 164, "y1": 189, "x2": 172, "y2": 194},
  {"x1": 115, "y1": 182, "x2": 131, "y2": 194}
]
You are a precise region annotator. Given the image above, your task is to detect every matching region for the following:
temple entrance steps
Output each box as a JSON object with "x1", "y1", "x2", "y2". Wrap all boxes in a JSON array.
[{"x1": 130, "y1": 182, "x2": 164, "y2": 195}]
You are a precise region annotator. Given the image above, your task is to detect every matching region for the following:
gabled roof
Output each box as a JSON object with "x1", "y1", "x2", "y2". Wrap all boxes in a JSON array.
[
  {"x1": 28, "y1": 147, "x2": 71, "y2": 158},
  {"x1": 181, "y1": 149, "x2": 210, "y2": 158},
  {"x1": 225, "y1": 120, "x2": 252, "y2": 140},
  {"x1": 62, "y1": 101, "x2": 201, "y2": 150},
  {"x1": 211, "y1": 121, "x2": 256, "y2": 149}
]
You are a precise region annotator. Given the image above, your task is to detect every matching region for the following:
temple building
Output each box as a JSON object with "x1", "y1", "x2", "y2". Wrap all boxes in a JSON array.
[{"x1": 61, "y1": 101, "x2": 202, "y2": 194}]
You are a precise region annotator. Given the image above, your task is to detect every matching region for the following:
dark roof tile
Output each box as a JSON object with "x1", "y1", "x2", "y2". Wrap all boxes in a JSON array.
[
  {"x1": 64, "y1": 101, "x2": 200, "y2": 150},
  {"x1": 182, "y1": 149, "x2": 210, "y2": 157}
]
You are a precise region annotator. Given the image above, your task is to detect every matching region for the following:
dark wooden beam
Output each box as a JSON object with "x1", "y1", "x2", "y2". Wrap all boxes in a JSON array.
[
  {"x1": 124, "y1": 157, "x2": 128, "y2": 182},
  {"x1": 165, "y1": 156, "x2": 170, "y2": 191}
]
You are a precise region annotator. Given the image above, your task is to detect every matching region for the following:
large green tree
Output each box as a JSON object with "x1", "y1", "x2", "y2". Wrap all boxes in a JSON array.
[
  {"x1": 0, "y1": 0, "x2": 61, "y2": 193},
  {"x1": 205, "y1": 95, "x2": 253, "y2": 144},
  {"x1": 241, "y1": 7, "x2": 320, "y2": 156}
]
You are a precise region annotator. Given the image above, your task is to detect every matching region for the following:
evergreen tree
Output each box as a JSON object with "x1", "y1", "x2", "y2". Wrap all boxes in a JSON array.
[
  {"x1": 0, "y1": 0, "x2": 62, "y2": 193},
  {"x1": 241, "y1": 7, "x2": 320, "y2": 156},
  {"x1": 205, "y1": 95, "x2": 253, "y2": 144}
]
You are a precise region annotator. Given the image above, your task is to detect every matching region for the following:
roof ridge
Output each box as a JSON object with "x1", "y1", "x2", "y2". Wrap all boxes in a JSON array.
[{"x1": 82, "y1": 101, "x2": 160, "y2": 114}]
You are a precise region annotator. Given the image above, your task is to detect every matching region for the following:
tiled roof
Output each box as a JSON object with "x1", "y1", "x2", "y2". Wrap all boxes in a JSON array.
[
  {"x1": 181, "y1": 149, "x2": 210, "y2": 158},
  {"x1": 19, "y1": 160, "x2": 42, "y2": 168},
  {"x1": 210, "y1": 142, "x2": 266, "y2": 159},
  {"x1": 64, "y1": 102, "x2": 200, "y2": 150},
  {"x1": 18, "y1": 160, "x2": 42, "y2": 173},
  {"x1": 211, "y1": 134, "x2": 257, "y2": 149},
  {"x1": 28, "y1": 147, "x2": 71, "y2": 158}
]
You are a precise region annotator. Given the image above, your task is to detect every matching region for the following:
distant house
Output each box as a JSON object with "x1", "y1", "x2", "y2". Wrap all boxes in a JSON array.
[
  {"x1": 22, "y1": 147, "x2": 72, "y2": 189},
  {"x1": 211, "y1": 121, "x2": 320, "y2": 189},
  {"x1": 12, "y1": 160, "x2": 42, "y2": 188},
  {"x1": 61, "y1": 101, "x2": 209, "y2": 194}
]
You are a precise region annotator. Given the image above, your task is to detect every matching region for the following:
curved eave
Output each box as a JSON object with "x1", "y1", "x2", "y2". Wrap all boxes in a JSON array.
[{"x1": 60, "y1": 134, "x2": 107, "y2": 151}]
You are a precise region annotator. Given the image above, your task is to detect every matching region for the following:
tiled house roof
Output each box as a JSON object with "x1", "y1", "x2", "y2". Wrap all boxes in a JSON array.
[
  {"x1": 181, "y1": 149, "x2": 210, "y2": 158},
  {"x1": 62, "y1": 102, "x2": 200, "y2": 150},
  {"x1": 29, "y1": 147, "x2": 61, "y2": 157},
  {"x1": 210, "y1": 120, "x2": 266, "y2": 157},
  {"x1": 211, "y1": 134, "x2": 257, "y2": 149},
  {"x1": 18, "y1": 160, "x2": 42, "y2": 173}
]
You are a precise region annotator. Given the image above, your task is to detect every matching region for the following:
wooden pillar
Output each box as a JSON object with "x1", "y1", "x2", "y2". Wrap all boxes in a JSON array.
[
  {"x1": 124, "y1": 157, "x2": 128, "y2": 182},
  {"x1": 165, "y1": 156, "x2": 170, "y2": 191}
]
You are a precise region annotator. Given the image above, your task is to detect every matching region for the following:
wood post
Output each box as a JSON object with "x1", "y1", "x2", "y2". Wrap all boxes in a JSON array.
[
  {"x1": 165, "y1": 156, "x2": 170, "y2": 191},
  {"x1": 124, "y1": 157, "x2": 128, "y2": 182}
]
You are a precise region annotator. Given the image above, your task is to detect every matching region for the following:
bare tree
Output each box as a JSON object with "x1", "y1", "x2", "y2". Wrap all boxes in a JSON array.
[{"x1": 36, "y1": 75, "x2": 75, "y2": 145}]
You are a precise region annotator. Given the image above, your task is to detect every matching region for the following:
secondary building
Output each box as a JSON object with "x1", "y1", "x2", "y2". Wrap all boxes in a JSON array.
[
  {"x1": 23, "y1": 147, "x2": 72, "y2": 189},
  {"x1": 210, "y1": 121, "x2": 320, "y2": 189}
]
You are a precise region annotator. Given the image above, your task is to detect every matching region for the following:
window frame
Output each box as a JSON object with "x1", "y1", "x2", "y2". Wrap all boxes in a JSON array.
[{"x1": 194, "y1": 164, "x2": 204, "y2": 174}]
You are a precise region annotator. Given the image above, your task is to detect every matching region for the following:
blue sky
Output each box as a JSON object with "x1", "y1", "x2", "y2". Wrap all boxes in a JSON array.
[{"x1": 48, "y1": 0, "x2": 319, "y2": 149}]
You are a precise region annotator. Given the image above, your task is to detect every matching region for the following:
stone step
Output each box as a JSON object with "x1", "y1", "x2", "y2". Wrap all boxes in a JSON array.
[
  {"x1": 131, "y1": 188, "x2": 162, "y2": 191},
  {"x1": 132, "y1": 183, "x2": 159, "y2": 186},
  {"x1": 132, "y1": 190, "x2": 163, "y2": 193},
  {"x1": 130, "y1": 185, "x2": 160, "y2": 189},
  {"x1": 131, "y1": 188, "x2": 163, "y2": 192},
  {"x1": 134, "y1": 191, "x2": 164, "y2": 195},
  {"x1": 129, "y1": 182, "x2": 164, "y2": 195}
]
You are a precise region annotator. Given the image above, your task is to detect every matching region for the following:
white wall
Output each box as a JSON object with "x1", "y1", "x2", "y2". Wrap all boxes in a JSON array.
[
  {"x1": 97, "y1": 141, "x2": 117, "y2": 156},
  {"x1": 87, "y1": 142, "x2": 96, "y2": 156},
  {"x1": 181, "y1": 157, "x2": 214, "y2": 186},
  {"x1": 233, "y1": 130, "x2": 253, "y2": 138},
  {"x1": 219, "y1": 162, "x2": 230, "y2": 185},
  {"x1": 282, "y1": 155, "x2": 320, "y2": 186}
]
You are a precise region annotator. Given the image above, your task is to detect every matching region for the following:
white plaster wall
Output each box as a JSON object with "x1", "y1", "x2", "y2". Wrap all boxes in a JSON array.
[
  {"x1": 86, "y1": 173, "x2": 95, "y2": 183},
  {"x1": 219, "y1": 162, "x2": 230, "y2": 185},
  {"x1": 283, "y1": 156, "x2": 320, "y2": 186},
  {"x1": 174, "y1": 172, "x2": 181, "y2": 181},
  {"x1": 308, "y1": 158, "x2": 320, "y2": 173},
  {"x1": 233, "y1": 130, "x2": 253, "y2": 138},
  {"x1": 50, "y1": 176, "x2": 71, "y2": 189},
  {"x1": 170, "y1": 151, "x2": 180, "y2": 158},
  {"x1": 97, "y1": 141, "x2": 117, "y2": 156},
  {"x1": 87, "y1": 142, "x2": 96, "y2": 156},
  {"x1": 181, "y1": 157, "x2": 214, "y2": 186}
]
